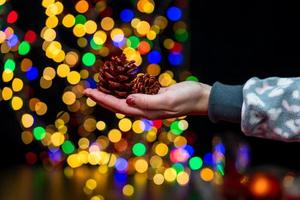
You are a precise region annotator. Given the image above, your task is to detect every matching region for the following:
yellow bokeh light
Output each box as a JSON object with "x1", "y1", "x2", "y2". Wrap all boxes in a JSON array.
[
  {"x1": 177, "y1": 171, "x2": 190, "y2": 186},
  {"x1": 131, "y1": 18, "x2": 141, "y2": 28},
  {"x1": 0, "y1": 31, "x2": 6, "y2": 43},
  {"x1": 98, "y1": 165, "x2": 108, "y2": 174},
  {"x1": 122, "y1": 184, "x2": 134, "y2": 197},
  {"x1": 110, "y1": 28, "x2": 124, "y2": 42},
  {"x1": 46, "y1": 41, "x2": 62, "y2": 58},
  {"x1": 73, "y1": 24, "x2": 86, "y2": 37},
  {"x1": 57, "y1": 64, "x2": 70, "y2": 78},
  {"x1": 43, "y1": 67, "x2": 56, "y2": 80},
  {"x1": 62, "y1": 14, "x2": 75, "y2": 28},
  {"x1": 146, "y1": 30, "x2": 156, "y2": 40},
  {"x1": 96, "y1": 121, "x2": 106, "y2": 131},
  {"x1": 136, "y1": 21, "x2": 150, "y2": 36},
  {"x1": 21, "y1": 131, "x2": 33, "y2": 145},
  {"x1": 21, "y1": 113, "x2": 34, "y2": 128},
  {"x1": 78, "y1": 138, "x2": 89, "y2": 149},
  {"x1": 85, "y1": 20, "x2": 97, "y2": 34},
  {"x1": 93, "y1": 30, "x2": 107, "y2": 45},
  {"x1": 62, "y1": 91, "x2": 76, "y2": 105},
  {"x1": 51, "y1": 132, "x2": 65, "y2": 146},
  {"x1": 164, "y1": 168, "x2": 177, "y2": 182},
  {"x1": 174, "y1": 136, "x2": 187, "y2": 148},
  {"x1": 150, "y1": 155, "x2": 162, "y2": 168},
  {"x1": 2, "y1": 70, "x2": 14, "y2": 82},
  {"x1": 42, "y1": 0, "x2": 55, "y2": 8},
  {"x1": 116, "y1": 113, "x2": 125, "y2": 119},
  {"x1": 67, "y1": 71, "x2": 81, "y2": 85},
  {"x1": 155, "y1": 143, "x2": 168, "y2": 157},
  {"x1": 53, "y1": 50, "x2": 65, "y2": 63},
  {"x1": 67, "y1": 154, "x2": 82, "y2": 168},
  {"x1": 2, "y1": 87, "x2": 13, "y2": 101},
  {"x1": 85, "y1": 179, "x2": 97, "y2": 190},
  {"x1": 42, "y1": 28, "x2": 56, "y2": 41},
  {"x1": 90, "y1": 195, "x2": 104, "y2": 200},
  {"x1": 88, "y1": 152, "x2": 101, "y2": 165},
  {"x1": 12, "y1": 78, "x2": 23, "y2": 92},
  {"x1": 200, "y1": 168, "x2": 214, "y2": 182},
  {"x1": 83, "y1": 118, "x2": 97, "y2": 132},
  {"x1": 29, "y1": 98, "x2": 40, "y2": 111},
  {"x1": 65, "y1": 51, "x2": 79, "y2": 66},
  {"x1": 86, "y1": 97, "x2": 96, "y2": 107},
  {"x1": 134, "y1": 158, "x2": 148, "y2": 173},
  {"x1": 108, "y1": 129, "x2": 122, "y2": 143},
  {"x1": 159, "y1": 72, "x2": 173, "y2": 87},
  {"x1": 77, "y1": 37, "x2": 88, "y2": 48},
  {"x1": 11, "y1": 96, "x2": 23, "y2": 110},
  {"x1": 118, "y1": 118, "x2": 132, "y2": 132},
  {"x1": 153, "y1": 174, "x2": 164, "y2": 185},
  {"x1": 40, "y1": 77, "x2": 53, "y2": 89},
  {"x1": 163, "y1": 38, "x2": 175, "y2": 49},
  {"x1": 35, "y1": 101, "x2": 48, "y2": 115},
  {"x1": 154, "y1": 16, "x2": 168, "y2": 30},
  {"x1": 101, "y1": 17, "x2": 114, "y2": 31},
  {"x1": 46, "y1": 16, "x2": 59, "y2": 28},
  {"x1": 132, "y1": 120, "x2": 145, "y2": 134}
]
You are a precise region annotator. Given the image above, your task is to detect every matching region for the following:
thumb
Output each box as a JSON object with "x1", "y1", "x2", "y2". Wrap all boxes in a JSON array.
[{"x1": 126, "y1": 93, "x2": 166, "y2": 110}]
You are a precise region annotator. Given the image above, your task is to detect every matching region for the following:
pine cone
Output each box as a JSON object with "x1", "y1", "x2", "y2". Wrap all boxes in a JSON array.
[
  {"x1": 132, "y1": 74, "x2": 160, "y2": 95},
  {"x1": 97, "y1": 54, "x2": 138, "y2": 98}
]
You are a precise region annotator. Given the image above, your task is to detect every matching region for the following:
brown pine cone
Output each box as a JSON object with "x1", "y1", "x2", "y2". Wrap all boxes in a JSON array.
[
  {"x1": 97, "y1": 54, "x2": 139, "y2": 98},
  {"x1": 131, "y1": 74, "x2": 160, "y2": 95}
]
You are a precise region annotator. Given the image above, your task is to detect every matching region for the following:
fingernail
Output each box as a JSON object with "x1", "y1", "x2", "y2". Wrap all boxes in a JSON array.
[{"x1": 126, "y1": 96, "x2": 136, "y2": 106}]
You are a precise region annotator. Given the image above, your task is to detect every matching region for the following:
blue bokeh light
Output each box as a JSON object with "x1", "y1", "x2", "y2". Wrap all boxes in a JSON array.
[
  {"x1": 115, "y1": 157, "x2": 128, "y2": 172},
  {"x1": 147, "y1": 50, "x2": 161, "y2": 64},
  {"x1": 166, "y1": 6, "x2": 182, "y2": 21},
  {"x1": 120, "y1": 9, "x2": 134, "y2": 23},
  {"x1": 203, "y1": 153, "x2": 214, "y2": 166},
  {"x1": 168, "y1": 52, "x2": 183, "y2": 66},
  {"x1": 26, "y1": 66, "x2": 39, "y2": 81}
]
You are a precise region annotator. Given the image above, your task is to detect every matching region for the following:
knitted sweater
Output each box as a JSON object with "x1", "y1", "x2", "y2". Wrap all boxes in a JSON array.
[{"x1": 208, "y1": 77, "x2": 300, "y2": 142}]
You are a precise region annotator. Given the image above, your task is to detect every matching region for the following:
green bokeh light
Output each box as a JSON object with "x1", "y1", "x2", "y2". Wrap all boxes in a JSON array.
[
  {"x1": 189, "y1": 156, "x2": 203, "y2": 170},
  {"x1": 186, "y1": 75, "x2": 199, "y2": 82},
  {"x1": 175, "y1": 29, "x2": 189, "y2": 42},
  {"x1": 33, "y1": 126, "x2": 46, "y2": 140},
  {"x1": 4, "y1": 59, "x2": 15, "y2": 72},
  {"x1": 132, "y1": 143, "x2": 146, "y2": 156},
  {"x1": 18, "y1": 41, "x2": 31, "y2": 55},
  {"x1": 82, "y1": 52, "x2": 96, "y2": 66},
  {"x1": 170, "y1": 121, "x2": 183, "y2": 135},
  {"x1": 172, "y1": 163, "x2": 184, "y2": 173},
  {"x1": 75, "y1": 14, "x2": 86, "y2": 24},
  {"x1": 90, "y1": 38, "x2": 103, "y2": 50},
  {"x1": 128, "y1": 36, "x2": 140, "y2": 49},
  {"x1": 62, "y1": 140, "x2": 75, "y2": 154}
]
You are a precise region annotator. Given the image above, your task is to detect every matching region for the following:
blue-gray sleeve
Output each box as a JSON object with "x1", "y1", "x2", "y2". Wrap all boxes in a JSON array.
[
  {"x1": 242, "y1": 77, "x2": 300, "y2": 142},
  {"x1": 208, "y1": 82, "x2": 243, "y2": 123}
]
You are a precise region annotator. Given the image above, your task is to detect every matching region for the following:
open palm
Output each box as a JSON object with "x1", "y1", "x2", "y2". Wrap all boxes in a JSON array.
[{"x1": 83, "y1": 81, "x2": 211, "y2": 119}]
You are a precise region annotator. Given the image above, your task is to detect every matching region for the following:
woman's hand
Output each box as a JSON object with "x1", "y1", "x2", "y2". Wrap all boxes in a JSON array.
[{"x1": 83, "y1": 81, "x2": 211, "y2": 119}]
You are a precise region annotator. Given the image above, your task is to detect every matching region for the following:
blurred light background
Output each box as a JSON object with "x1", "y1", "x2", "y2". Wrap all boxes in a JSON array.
[{"x1": 1, "y1": 0, "x2": 300, "y2": 200}]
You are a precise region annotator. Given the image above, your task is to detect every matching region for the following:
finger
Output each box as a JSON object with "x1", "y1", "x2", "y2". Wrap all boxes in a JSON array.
[
  {"x1": 126, "y1": 93, "x2": 169, "y2": 110},
  {"x1": 84, "y1": 89, "x2": 151, "y2": 116}
]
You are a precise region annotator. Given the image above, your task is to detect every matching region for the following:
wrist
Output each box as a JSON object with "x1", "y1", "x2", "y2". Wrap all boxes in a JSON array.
[{"x1": 194, "y1": 83, "x2": 211, "y2": 115}]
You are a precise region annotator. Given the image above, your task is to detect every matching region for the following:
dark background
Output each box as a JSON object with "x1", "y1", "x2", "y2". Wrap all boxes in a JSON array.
[{"x1": 1, "y1": 0, "x2": 300, "y2": 170}]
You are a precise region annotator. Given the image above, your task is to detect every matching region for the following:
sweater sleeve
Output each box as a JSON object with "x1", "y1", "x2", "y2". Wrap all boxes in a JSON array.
[{"x1": 242, "y1": 77, "x2": 300, "y2": 142}]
